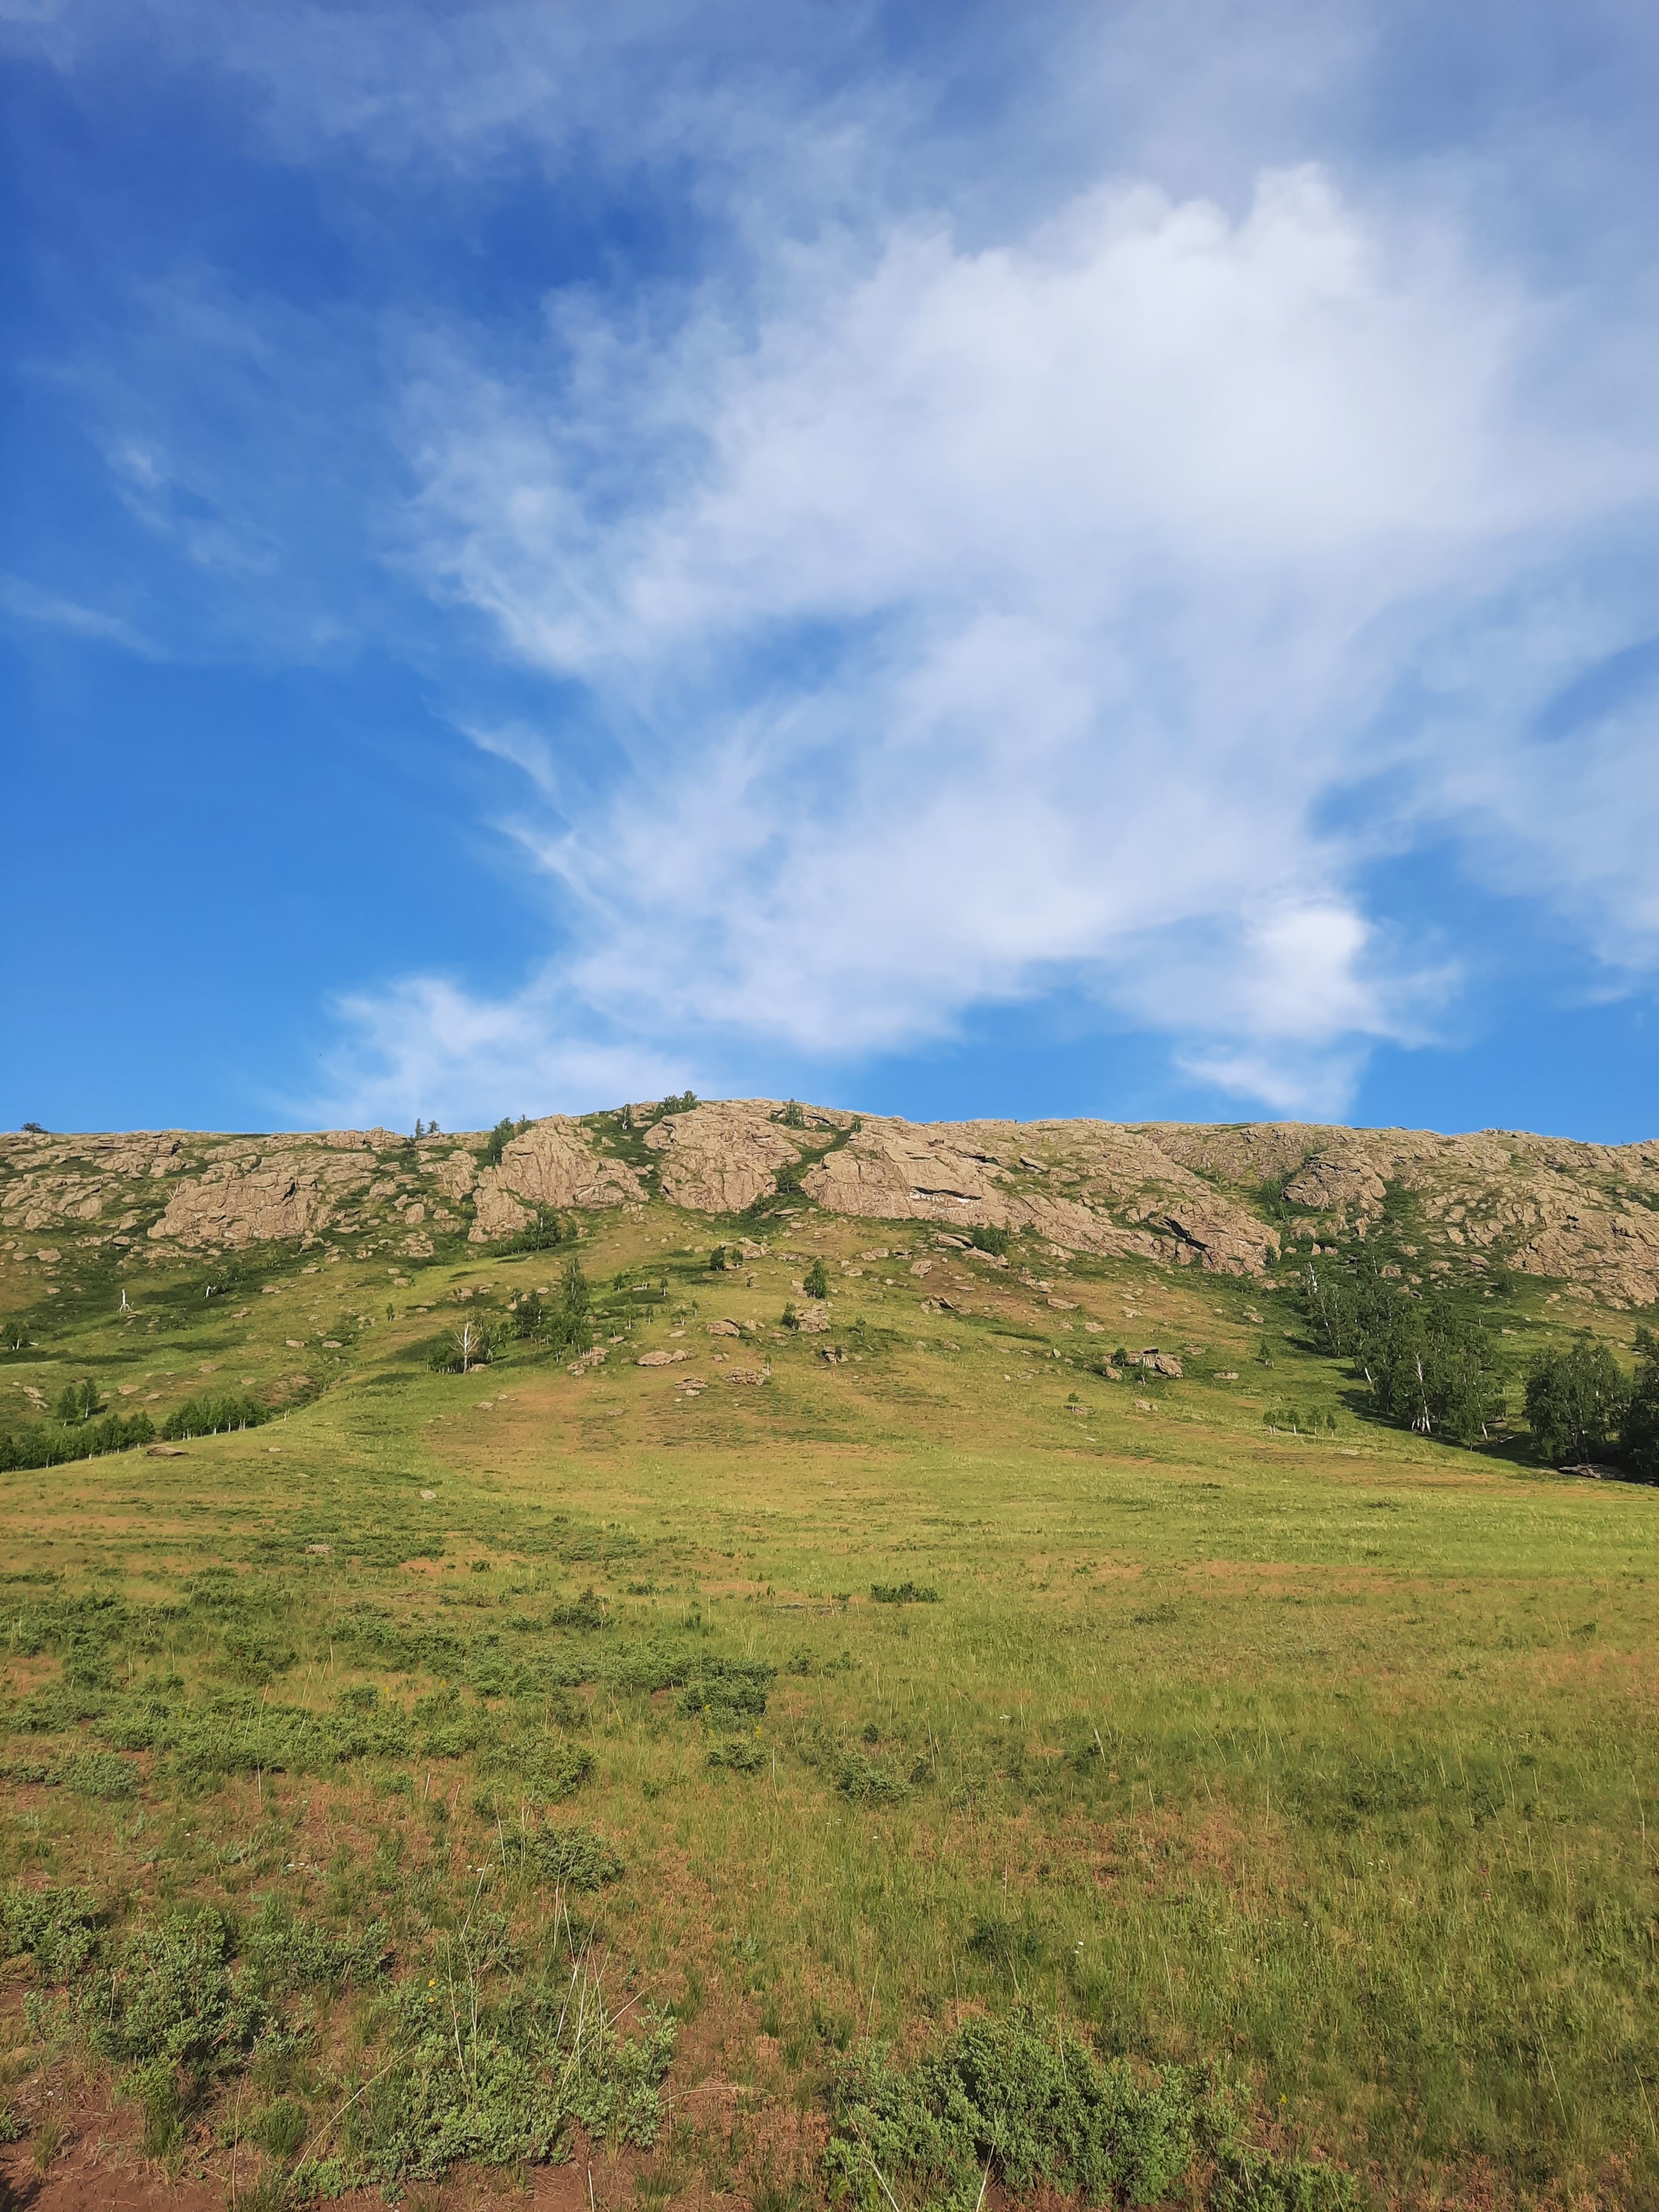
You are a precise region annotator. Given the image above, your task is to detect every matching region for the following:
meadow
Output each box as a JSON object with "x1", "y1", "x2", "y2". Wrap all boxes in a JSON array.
[{"x1": 1, "y1": 1204, "x2": 1655, "y2": 2210}]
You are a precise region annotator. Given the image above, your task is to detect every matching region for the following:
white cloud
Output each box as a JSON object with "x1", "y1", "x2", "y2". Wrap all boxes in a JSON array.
[
  {"x1": 0, "y1": 572, "x2": 162, "y2": 656},
  {"x1": 358, "y1": 159, "x2": 1658, "y2": 1111},
  {"x1": 15, "y1": 0, "x2": 1658, "y2": 1120},
  {"x1": 309, "y1": 974, "x2": 689, "y2": 1133}
]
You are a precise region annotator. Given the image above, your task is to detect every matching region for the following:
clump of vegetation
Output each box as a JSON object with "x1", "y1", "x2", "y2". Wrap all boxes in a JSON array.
[
  {"x1": 1, "y1": 1882, "x2": 102, "y2": 1979},
  {"x1": 160, "y1": 1390, "x2": 267, "y2": 1439},
  {"x1": 678, "y1": 1658, "x2": 775, "y2": 1723},
  {"x1": 481, "y1": 1115, "x2": 532, "y2": 1167},
  {"x1": 707, "y1": 1736, "x2": 767, "y2": 1772},
  {"x1": 804, "y1": 1257, "x2": 830, "y2": 1299},
  {"x1": 1524, "y1": 1336, "x2": 1627, "y2": 1464},
  {"x1": 429, "y1": 1318, "x2": 502, "y2": 1373},
  {"x1": 870, "y1": 1581, "x2": 940, "y2": 1604},
  {"x1": 514, "y1": 1822, "x2": 625, "y2": 1890},
  {"x1": 660, "y1": 1090, "x2": 698, "y2": 1116},
  {"x1": 1626, "y1": 1328, "x2": 1659, "y2": 1478},
  {"x1": 1299, "y1": 1259, "x2": 1503, "y2": 1442},
  {"x1": 1260, "y1": 1405, "x2": 1337, "y2": 1438},
  {"x1": 825, "y1": 2014, "x2": 1357, "y2": 2212},
  {"x1": 1520, "y1": 1327, "x2": 1659, "y2": 1478},
  {"x1": 506, "y1": 1265, "x2": 597, "y2": 1362},
  {"x1": 53, "y1": 1377, "x2": 102, "y2": 1423},
  {"x1": 970, "y1": 1224, "x2": 1010, "y2": 1256},
  {"x1": 501, "y1": 1207, "x2": 568, "y2": 1253},
  {"x1": 0, "y1": 1409, "x2": 156, "y2": 1470}
]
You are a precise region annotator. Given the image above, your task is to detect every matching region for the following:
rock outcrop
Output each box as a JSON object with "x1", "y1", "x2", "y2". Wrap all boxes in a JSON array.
[
  {"x1": 644, "y1": 1099, "x2": 813, "y2": 1213},
  {"x1": 468, "y1": 1119, "x2": 645, "y2": 1242},
  {"x1": 5, "y1": 1103, "x2": 1658, "y2": 1306}
]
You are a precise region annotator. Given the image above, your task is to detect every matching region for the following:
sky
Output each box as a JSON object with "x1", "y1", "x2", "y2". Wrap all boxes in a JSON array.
[{"x1": 3, "y1": 0, "x2": 1659, "y2": 1142}]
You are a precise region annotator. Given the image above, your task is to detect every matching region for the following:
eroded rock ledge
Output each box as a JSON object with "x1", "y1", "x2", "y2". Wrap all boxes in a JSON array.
[{"x1": 5, "y1": 1102, "x2": 1657, "y2": 1305}]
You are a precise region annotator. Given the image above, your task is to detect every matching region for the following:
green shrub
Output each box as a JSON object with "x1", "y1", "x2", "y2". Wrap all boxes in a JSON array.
[
  {"x1": 539, "y1": 1742, "x2": 595, "y2": 1798},
  {"x1": 870, "y1": 1582, "x2": 940, "y2": 1605},
  {"x1": 1216, "y1": 2146, "x2": 1364, "y2": 2212},
  {"x1": 969, "y1": 1225, "x2": 1010, "y2": 1256},
  {"x1": 58, "y1": 1750, "x2": 138, "y2": 1799},
  {"x1": 0, "y1": 1883, "x2": 101, "y2": 1980},
  {"x1": 92, "y1": 1908, "x2": 266, "y2": 2074},
  {"x1": 516, "y1": 1823, "x2": 625, "y2": 1891},
  {"x1": 825, "y1": 2014, "x2": 1228, "y2": 2209},
  {"x1": 243, "y1": 1897, "x2": 390, "y2": 1993},
  {"x1": 342, "y1": 1961, "x2": 673, "y2": 2186},
  {"x1": 804, "y1": 1258, "x2": 830, "y2": 1299},
  {"x1": 708, "y1": 1737, "x2": 766, "y2": 1773},
  {"x1": 823, "y1": 2013, "x2": 1362, "y2": 2212},
  {"x1": 834, "y1": 1750, "x2": 911, "y2": 1804},
  {"x1": 676, "y1": 1658, "x2": 775, "y2": 1722}
]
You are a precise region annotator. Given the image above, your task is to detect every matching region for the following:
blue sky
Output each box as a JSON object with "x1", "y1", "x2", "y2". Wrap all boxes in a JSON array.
[{"x1": 3, "y1": 0, "x2": 1658, "y2": 1142}]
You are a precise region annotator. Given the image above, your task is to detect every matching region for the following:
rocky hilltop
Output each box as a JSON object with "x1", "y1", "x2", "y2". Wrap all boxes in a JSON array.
[{"x1": 4, "y1": 1102, "x2": 1658, "y2": 1307}]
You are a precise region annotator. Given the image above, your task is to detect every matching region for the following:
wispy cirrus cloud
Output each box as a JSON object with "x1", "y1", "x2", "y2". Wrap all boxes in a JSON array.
[
  {"x1": 10, "y1": 0, "x2": 1659, "y2": 1129},
  {"x1": 0, "y1": 571, "x2": 162, "y2": 656},
  {"x1": 340, "y1": 155, "x2": 1658, "y2": 1119}
]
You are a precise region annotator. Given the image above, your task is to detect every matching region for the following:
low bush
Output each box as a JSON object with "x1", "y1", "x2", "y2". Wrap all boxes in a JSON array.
[
  {"x1": 515, "y1": 1823, "x2": 625, "y2": 1891},
  {"x1": 677, "y1": 1657, "x2": 776, "y2": 1722},
  {"x1": 708, "y1": 1737, "x2": 767, "y2": 1773},
  {"x1": 824, "y1": 2013, "x2": 1358, "y2": 2212},
  {"x1": 0, "y1": 1883, "x2": 101, "y2": 1979}
]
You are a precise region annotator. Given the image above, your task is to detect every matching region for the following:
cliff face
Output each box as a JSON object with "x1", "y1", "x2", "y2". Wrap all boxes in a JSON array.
[{"x1": 4, "y1": 1103, "x2": 1657, "y2": 1306}]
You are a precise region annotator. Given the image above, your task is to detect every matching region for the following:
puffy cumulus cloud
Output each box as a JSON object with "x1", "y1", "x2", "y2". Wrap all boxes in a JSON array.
[{"x1": 370, "y1": 161, "x2": 1657, "y2": 1110}]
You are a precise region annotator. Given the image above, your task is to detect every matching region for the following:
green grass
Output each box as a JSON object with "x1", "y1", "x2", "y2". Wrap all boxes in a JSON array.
[{"x1": 0, "y1": 1205, "x2": 1656, "y2": 2205}]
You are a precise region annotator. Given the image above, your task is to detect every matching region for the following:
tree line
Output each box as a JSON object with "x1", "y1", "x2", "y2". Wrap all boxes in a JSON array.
[{"x1": 1300, "y1": 1255, "x2": 1659, "y2": 1472}]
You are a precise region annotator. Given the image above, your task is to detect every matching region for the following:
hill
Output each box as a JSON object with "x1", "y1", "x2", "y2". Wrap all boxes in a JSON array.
[{"x1": 0, "y1": 1102, "x2": 1656, "y2": 2210}]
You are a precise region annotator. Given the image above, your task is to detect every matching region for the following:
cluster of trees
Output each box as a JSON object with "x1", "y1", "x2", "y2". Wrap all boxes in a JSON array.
[
  {"x1": 1302, "y1": 1254, "x2": 1659, "y2": 1469},
  {"x1": 432, "y1": 1256, "x2": 595, "y2": 1373},
  {"x1": 55, "y1": 1377, "x2": 103, "y2": 1422},
  {"x1": 160, "y1": 1391, "x2": 268, "y2": 1440},
  {"x1": 482, "y1": 1115, "x2": 531, "y2": 1167},
  {"x1": 1299, "y1": 1259, "x2": 1504, "y2": 1445},
  {"x1": 412, "y1": 1118, "x2": 442, "y2": 1139},
  {"x1": 1261, "y1": 1405, "x2": 1340, "y2": 1438},
  {"x1": 1524, "y1": 1329, "x2": 1659, "y2": 1474},
  {"x1": 0, "y1": 1410, "x2": 156, "y2": 1471}
]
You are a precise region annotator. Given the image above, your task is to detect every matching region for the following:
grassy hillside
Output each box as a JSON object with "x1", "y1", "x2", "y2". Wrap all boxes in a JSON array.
[{"x1": 1, "y1": 1194, "x2": 1656, "y2": 2210}]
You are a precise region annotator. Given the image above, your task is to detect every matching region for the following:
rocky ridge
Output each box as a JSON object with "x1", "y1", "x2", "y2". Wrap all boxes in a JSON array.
[{"x1": 3, "y1": 1102, "x2": 1657, "y2": 1306}]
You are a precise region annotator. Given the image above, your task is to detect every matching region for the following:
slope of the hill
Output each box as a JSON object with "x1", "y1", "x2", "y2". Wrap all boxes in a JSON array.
[{"x1": 2, "y1": 1105, "x2": 1657, "y2": 2209}]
